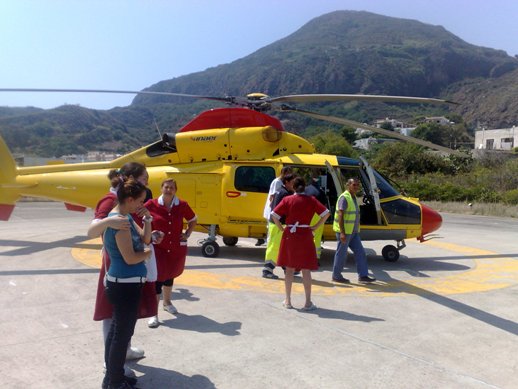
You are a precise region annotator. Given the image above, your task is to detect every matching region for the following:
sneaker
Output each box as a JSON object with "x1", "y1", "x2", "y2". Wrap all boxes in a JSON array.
[
  {"x1": 163, "y1": 304, "x2": 178, "y2": 314},
  {"x1": 255, "y1": 238, "x2": 265, "y2": 246},
  {"x1": 102, "y1": 373, "x2": 137, "y2": 389},
  {"x1": 262, "y1": 271, "x2": 279, "y2": 280},
  {"x1": 126, "y1": 346, "x2": 144, "y2": 360},
  {"x1": 108, "y1": 381, "x2": 137, "y2": 389},
  {"x1": 147, "y1": 316, "x2": 159, "y2": 328},
  {"x1": 124, "y1": 366, "x2": 135, "y2": 377},
  {"x1": 332, "y1": 276, "x2": 350, "y2": 284},
  {"x1": 358, "y1": 275, "x2": 377, "y2": 283}
]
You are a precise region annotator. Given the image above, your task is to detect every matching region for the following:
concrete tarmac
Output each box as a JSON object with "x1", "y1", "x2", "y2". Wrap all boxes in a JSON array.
[{"x1": 1, "y1": 202, "x2": 517, "y2": 389}]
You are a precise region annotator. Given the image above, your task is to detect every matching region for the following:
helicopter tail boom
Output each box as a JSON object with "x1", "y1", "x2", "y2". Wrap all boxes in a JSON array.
[{"x1": 0, "y1": 135, "x2": 20, "y2": 220}]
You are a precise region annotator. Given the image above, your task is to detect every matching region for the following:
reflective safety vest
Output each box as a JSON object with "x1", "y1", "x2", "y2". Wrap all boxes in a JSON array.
[{"x1": 332, "y1": 190, "x2": 359, "y2": 234}]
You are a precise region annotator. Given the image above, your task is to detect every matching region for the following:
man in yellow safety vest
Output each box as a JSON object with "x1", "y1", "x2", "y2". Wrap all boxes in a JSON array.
[{"x1": 332, "y1": 178, "x2": 376, "y2": 284}]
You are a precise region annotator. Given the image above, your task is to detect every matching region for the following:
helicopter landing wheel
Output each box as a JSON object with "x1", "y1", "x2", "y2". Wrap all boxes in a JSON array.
[
  {"x1": 382, "y1": 245, "x2": 400, "y2": 262},
  {"x1": 201, "y1": 241, "x2": 220, "y2": 258},
  {"x1": 222, "y1": 237, "x2": 238, "y2": 246}
]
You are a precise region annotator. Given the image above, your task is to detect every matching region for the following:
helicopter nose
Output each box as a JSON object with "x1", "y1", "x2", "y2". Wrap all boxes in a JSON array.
[{"x1": 420, "y1": 203, "x2": 443, "y2": 236}]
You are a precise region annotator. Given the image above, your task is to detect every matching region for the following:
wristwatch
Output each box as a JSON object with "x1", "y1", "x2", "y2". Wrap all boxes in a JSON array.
[{"x1": 143, "y1": 215, "x2": 153, "y2": 222}]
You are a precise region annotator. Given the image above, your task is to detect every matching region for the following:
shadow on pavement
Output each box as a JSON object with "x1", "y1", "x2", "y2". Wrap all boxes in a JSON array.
[
  {"x1": 173, "y1": 288, "x2": 200, "y2": 302},
  {"x1": 0, "y1": 236, "x2": 90, "y2": 256},
  {"x1": 161, "y1": 313, "x2": 241, "y2": 336},
  {"x1": 360, "y1": 271, "x2": 518, "y2": 336},
  {"x1": 0, "y1": 267, "x2": 99, "y2": 276},
  {"x1": 301, "y1": 307, "x2": 384, "y2": 322},
  {"x1": 130, "y1": 364, "x2": 216, "y2": 389},
  {"x1": 189, "y1": 245, "x2": 265, "y2": 262}
]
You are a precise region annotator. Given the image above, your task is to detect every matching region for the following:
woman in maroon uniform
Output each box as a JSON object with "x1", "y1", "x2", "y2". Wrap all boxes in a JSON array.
[
  {"x1": 88, "y1": 163, "x2": 159, "y2": 372},
  {"x1": 145, "y1": 178, "x2": 197, "y2": 328},
  {"x1": 271, "y1": 176, "x2": 330, "y2": 311}
]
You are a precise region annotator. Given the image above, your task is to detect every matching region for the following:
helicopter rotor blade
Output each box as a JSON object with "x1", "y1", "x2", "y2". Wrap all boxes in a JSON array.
[
  {"x1": 279, "y1": 105, "x2": 469, "y2": 158},
  {"x1": 269, "y1": 94, "x2": 458, "y2": 105},
  {"x1": 0, "y1": 88, "x2": 459, "y2": 107},
  {"x1": 0, "y1": 88, "x2": 232, "y2": 104}
]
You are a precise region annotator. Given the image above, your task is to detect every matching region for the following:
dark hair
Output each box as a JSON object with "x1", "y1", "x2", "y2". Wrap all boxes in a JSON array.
[
  {"x1": 293, "y1": 176, "x2": 306, "y2": 193},
  {"x1": 280, "y1": 166, "x2": 293, "y2": 178},
  {"x1": 116, "y1": 178, "x2": 146, "y2": 204},
  {"x1": 281, "y1": 173, "x2": 295, "y2": 185},
  {"x1": 107, "y1": 169, "x2": 121, "y2": 189},
  {"x1": 119, "y1": 162, "x2": 147, "y2": 180},
  {"x1": 161, "y1": 178, "x2": 177, "y2": 190}
]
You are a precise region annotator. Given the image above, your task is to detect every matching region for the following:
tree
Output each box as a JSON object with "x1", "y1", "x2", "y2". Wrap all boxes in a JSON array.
[
  {"x1": 370, "y1": 142, "x2": 453, "y2": 177},
  {"x1": 309, "y1": 130, "x2": 355, "y2": 157},
  {"x1": 412, "y1": 122, "x2": 449, "y2": 146},
  {"x1": 380, "y1": 121, "x2": 395, "y2": 131},
  {"x1": 340, "y1": 125, "x2": 357, "y2": 144}
]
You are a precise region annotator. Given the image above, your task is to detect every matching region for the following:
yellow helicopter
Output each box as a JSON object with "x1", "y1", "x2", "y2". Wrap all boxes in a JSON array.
[{"x1": 0, "y1": 89, "x2": 455, "y2": 261}]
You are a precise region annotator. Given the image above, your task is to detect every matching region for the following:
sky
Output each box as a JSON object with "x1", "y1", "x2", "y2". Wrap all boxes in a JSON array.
[{"x1": 1, "y1": 0, "x2": 517, "y2": 110}]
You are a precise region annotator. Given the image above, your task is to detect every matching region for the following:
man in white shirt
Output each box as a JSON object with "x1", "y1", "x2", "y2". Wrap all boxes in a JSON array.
[{"x1": 262, "y1": 166, "x2": 293, "y2": 277}]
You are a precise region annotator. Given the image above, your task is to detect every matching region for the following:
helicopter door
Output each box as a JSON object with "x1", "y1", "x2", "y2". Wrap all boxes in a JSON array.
[
  {"x1": 360, "y1": 157, "x2": 382, "y2": 225},
  {"x1": 223, "y1": 164, "x2": 276, "y2": 231},
  {"x1": 324, "y1": 160, "x2": 343, "y2": 195}
]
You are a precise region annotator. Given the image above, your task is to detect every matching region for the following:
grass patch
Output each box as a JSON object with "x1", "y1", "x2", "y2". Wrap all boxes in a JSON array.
[{"x1": 423, "y1": 201, "x2": 518, "y2": 218}]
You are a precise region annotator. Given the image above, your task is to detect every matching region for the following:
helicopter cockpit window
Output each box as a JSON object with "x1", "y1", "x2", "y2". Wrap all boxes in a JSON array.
[
  {"x1": 372, "y1": 170, "x2": 399, "y2": 199},
  {"x1": 235, "y1": 166, "x2": 276, "y2": 193}
]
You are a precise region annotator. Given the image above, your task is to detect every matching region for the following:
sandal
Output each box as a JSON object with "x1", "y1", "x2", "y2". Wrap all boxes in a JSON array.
[
  {"x1": 282, "y1": 301, "x2": 293, "y2": 309},
  {"x1": 302, "y1": 303, "x2": 317, "y2": 311}
]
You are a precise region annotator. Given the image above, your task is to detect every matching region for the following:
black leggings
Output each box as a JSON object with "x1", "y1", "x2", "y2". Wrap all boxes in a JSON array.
[
  {"x1": 104, "y1": 281, "x2": 142, "y2": 386},
  {"x1": 155, "y1": 278, "x2": 174, "y2": 295}
]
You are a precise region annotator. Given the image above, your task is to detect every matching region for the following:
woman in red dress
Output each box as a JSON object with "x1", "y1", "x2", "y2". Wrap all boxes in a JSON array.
[
  {"x1": 88, "y1": 163, "x2": 159, "y2": 367},
  {"x1": 145, "y1": 178, "x2": 197, "y2": 328},
  {"x1": 271, "y1": 176, "x2": 330, "y2": 311}
]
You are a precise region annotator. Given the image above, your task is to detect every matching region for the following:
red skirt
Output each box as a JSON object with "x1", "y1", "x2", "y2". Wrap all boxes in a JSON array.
[
  {"x1": 93, "y1": 252, "x2": 158, "y2": 321},
  {"x1": 277, "y1": 228, "x2": 318, "y2": 270},
  {"x1": 155, "y1": 241, "x2": 188, "y2": 281}
]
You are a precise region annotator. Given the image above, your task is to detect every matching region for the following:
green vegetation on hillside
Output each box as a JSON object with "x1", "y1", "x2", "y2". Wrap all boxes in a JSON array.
[{"x1": 365, "y1": 142, "x2": 518, "y2": 205}]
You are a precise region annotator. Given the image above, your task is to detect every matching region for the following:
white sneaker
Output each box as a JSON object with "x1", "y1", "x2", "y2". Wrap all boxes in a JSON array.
[
  {"x1": 126, "y1": 346, "x2": 145, "y2": 360},
  {"x1": 147, "y1": 315, "x2": 159, "y2": 328},
  {"x1": 103, "y1": 363, "x2": 135, "y2": 377},
  {"x1": 124, "y1": 365, "x2": 135, "y2": 377},
  {"x1": 163, "y1": 304, "x2": 178, "y2": 314}
]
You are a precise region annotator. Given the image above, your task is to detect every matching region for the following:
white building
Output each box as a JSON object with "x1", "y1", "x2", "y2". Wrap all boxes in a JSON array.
[
  {"x1": 424, "y1": 116, "x2": 452, "y2": 126},
  {"x1": 373, "y1": 118, "x2": 416, "y2": 136},
  {"x1": 353, "y1": 137, "x2": 397, "y2": 150},
  {"x1": 474, "y1": 127, "x2": 517, "y2": 150},
  {"x1": 399, "y1": 127, "x2": 416, "y2": 136},
  {"x1": 375, "y1": 118, "x2": 405, "y2": 128}
]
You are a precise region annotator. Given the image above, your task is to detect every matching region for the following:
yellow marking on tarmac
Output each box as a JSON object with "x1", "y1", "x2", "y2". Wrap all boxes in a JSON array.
[
  {"x1": 72, "y1": 238, "x2": 518, "y2": 297},
  {"x1": 73, "y1": 239, "x2": 104, "y2": 269}
]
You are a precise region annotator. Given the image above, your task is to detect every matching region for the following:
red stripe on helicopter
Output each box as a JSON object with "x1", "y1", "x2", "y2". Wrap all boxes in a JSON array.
[
  {"x1": 64, "y1": 203, "x2": 87, "y2": 212},
  {"x1": 0, "y1": 204, "x2": 15, "y2": 221},
  {"x1": 179, "y1": 108, "x2": 284, "y2": 132}
]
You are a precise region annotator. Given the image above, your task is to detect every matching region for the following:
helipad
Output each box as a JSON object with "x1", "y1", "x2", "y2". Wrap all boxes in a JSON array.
[{"x1": 71, "y1": 237, "x2": 518, "y2": 297}]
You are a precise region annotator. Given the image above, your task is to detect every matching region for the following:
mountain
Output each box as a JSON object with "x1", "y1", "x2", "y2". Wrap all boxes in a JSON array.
[
  {"x1": 447, "y1": 67, "x2": 518, "y2": 128},
  {"x1": 133, "y1": 11, "x2": 517, "y2": 104},
  {"x1": 2, "y1": 10, "x2": 518, "y2": 157}
]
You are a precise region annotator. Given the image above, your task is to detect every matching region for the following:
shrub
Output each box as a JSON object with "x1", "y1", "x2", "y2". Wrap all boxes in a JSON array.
[{"x1": 502, "y1": 189, "x2": 518, "y2": 205}]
